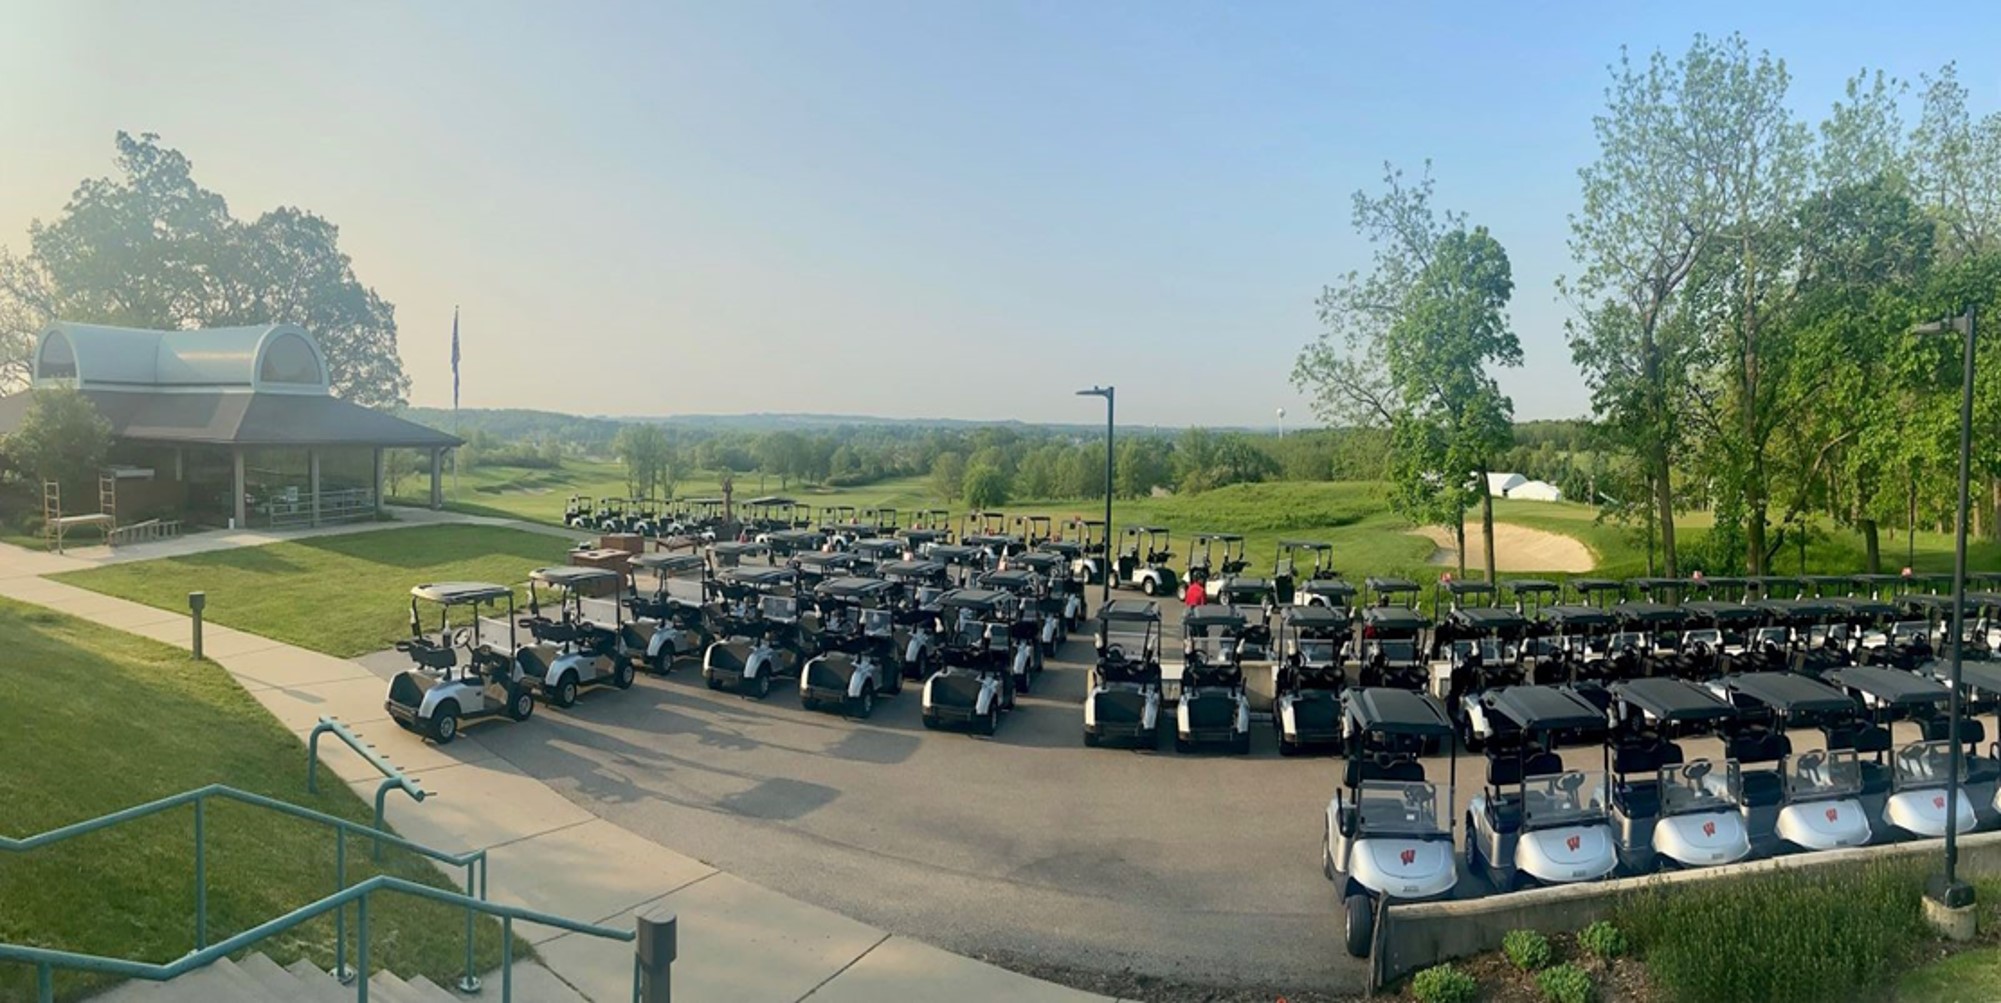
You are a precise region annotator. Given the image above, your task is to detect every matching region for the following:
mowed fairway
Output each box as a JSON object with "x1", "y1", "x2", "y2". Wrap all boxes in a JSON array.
[
  {"x1": 0, "y1": 598, "x2": 517, "y2": 1001},
  {"x1": 54, "y1": 525, "x2": 571, "y2": 657}
]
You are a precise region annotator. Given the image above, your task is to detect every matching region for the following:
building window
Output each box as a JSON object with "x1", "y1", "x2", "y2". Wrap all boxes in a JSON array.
[
  {"x1": 38, "y1": 331, "x2": 77, "y2": 380},
  {"x1": 259, "y1": 332, "x2": 323, "y2": 385}
]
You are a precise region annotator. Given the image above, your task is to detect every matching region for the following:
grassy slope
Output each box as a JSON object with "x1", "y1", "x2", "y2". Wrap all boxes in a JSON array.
[
  {"x1": 54, "y1": 525, "x2": 570, "y2": 658},
  {"x1": 392, "y1": 460, "x2": 937, "y2": 527},
  {"x1": 0, "y1": 598, "x2": 518, "y2": 1001}
]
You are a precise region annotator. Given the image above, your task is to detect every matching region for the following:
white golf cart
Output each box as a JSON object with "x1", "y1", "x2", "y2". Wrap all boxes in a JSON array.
[
  {"x1": 920, "y1": 588, "x2": 1023, "y2": 735},
  {"x1": 1709, "y1": 672, "x2": 1875, "y2": 854},
  {"x1": 1174, "y1": 604, "x2": 1252, "y2": 754},
  {"x1": 702, "y1": 566, "x2": 810, "y2": 698},
  {"x1": 1084, "y1": 599, "x2": 1164, "y2": 748},
  {"x1": 1324, "y1": 688, "x2": 1458, "y2": 957},
  {"x1": 520, "y1": 566, "x2": 636, "y2": 708},
  {"x1": 1826, "y1": 665, "x2": 1985, "y2": 838},
  {"x1": 625, "y1": 552, "x2": 715, "y2": 674},
  {"x1": 385, "y1": 582, "x2": 537, "y2": 744},
  {"x1": 800, "y1": 576, "x2": 907, "y2": 718},
  {"x1": 1115, "y1": 526, "x2": 1179, "y2": 597},
  {"x1": 1464, "y1": 685, "x2": 1620, "y2": 890},
  {"x1": 1602, "y1": 678, "x2": 1755, "y2": 873},
  {"x1": 1273, "y1": 604, "x2": 1350, "y2": 756}
]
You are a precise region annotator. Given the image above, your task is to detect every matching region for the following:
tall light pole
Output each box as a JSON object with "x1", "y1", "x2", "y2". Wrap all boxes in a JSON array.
[
  {"x1": 1077, "y1": 386, "x2": 1115, "y2": 606},
  {"x1": 1912, "y1": 305, "x2": 1978, "y2": 919}
]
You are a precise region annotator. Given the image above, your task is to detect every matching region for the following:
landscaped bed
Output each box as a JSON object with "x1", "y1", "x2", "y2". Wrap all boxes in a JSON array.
[
  {"x1": 52, "y1": 524, "x2": 572, "y2": 657},
  {"x1": 0, "y1": 597, "x2": 524, "y2": 1001}
]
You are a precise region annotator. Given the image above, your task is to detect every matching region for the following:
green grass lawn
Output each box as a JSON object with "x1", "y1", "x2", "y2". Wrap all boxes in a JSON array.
[
  {"x1": 55, "y1": 525, "x2": 571, "y2": 658},
  {"x1": 0, "y1": 598, "x2": 522, "y2": 1001}
]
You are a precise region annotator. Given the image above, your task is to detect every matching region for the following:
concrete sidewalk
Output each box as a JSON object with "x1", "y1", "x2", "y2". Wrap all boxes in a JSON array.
[
  {"x1": 0, "y1": 543, "x2": 1122, "y2": 1003},
  {"x1": 44, "y1": 504, "x2": 585, "y2": 569}
]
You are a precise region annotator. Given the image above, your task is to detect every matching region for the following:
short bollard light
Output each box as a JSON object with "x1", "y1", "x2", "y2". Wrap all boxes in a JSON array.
[
  {"x1": 637, "y1": 910, "x2": 677, "y2": 1003},
  {"x1": 189, "y1": 591, "x2": 206, "y2": 660}
]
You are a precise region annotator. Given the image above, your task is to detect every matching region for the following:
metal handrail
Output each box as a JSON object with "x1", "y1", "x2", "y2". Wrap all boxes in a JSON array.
[
  {"x1": 0, "y1": 784, "x2": 491, "y2": 994},
  {"x1": 0, "y1": 873, "x2": 638, "y2": 1003},
  {"x1": 308, "y1": 716, "x2": 429, "y2": 859}
]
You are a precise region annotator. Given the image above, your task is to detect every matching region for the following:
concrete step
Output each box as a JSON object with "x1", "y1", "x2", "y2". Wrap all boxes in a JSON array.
[
  {"x1": 367, "y1": 970, "x2": 419, "y2": 1003},
  {"x1": 406, "y1": 974, "x2": 460, "y2": 1003},
  {"x1": 234, "y1": 953, "x2": 303, "y2": 1000},
  {"x1": 285, "y1": 958, "x2": 357, "y2": 1003},
  {"x1": 83, "y1": 951, "x2": 587, "y2": 1003}
]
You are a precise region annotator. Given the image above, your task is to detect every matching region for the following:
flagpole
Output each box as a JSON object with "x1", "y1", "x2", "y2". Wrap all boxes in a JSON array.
[{"x1": 451, "y1": 306, "x2": 460, "y2": 503}]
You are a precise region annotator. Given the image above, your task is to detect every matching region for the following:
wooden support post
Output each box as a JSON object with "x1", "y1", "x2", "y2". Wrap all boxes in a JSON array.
[
  {"x1": 309, "y1": 449, "x2": 322, "y2": 527},
  {"x1": 232, "y1": 449, "x2": 247, "y2": 529},
  {"x1": 429, "y1": 448, "x2": 443, "y2": 510},
  {"x1": 373, "y1": 447, "x2": 386, "y2": 514}
]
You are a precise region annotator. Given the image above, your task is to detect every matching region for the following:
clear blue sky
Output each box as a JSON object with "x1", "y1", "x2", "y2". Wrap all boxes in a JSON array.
[{"x1": 3, "y1": 1, "x2": 1997, "y2": 427}]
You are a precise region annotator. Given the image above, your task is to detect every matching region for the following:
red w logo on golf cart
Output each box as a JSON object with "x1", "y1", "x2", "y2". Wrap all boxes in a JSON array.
[
  {"x1": 1936, "y1": 796, "x2": 1947, "y2": 810},
  {"x1": 1400, "y1": 848, "x2": 1416, "y2": 866},
  {"x1": 1826, "y1": 807, "x2": 1840, "y2": 823},
  {"x1": 1702, "y1": 821, "x2": 1716, "y2": 837},
  {"x1": 1566, "y1": 835, "x2": 1581, "y2": 852}
]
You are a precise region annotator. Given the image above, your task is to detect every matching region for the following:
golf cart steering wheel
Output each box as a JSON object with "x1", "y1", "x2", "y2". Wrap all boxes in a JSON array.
[
  {"x1": 452, "y1": 627, "x2": 474, "y2": 649},
  {"x1": 1400, "y1": 784, "x2": 1432, "y2": 809},
  {"x1": 1105, "y1": 644, "x2": 1126, "y2": 663},
  {"x1": 1796, "y1": 750, "x2": 1825, "y2": 775},
  {"x1": 1684, "y1": 759, "x2": 1712, "y2": 783},
  {"x1": 1557, "y1": 771, "x2": 1586, "y2": 794}
]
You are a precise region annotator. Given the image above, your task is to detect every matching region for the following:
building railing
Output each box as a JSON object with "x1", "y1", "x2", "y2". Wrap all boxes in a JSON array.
[
  {"x1": 307, "y1": 716, "x2": 428, "y2": 861},
  {"x1": 263, "y1": 488, "x2": 376, "y2": 529}
]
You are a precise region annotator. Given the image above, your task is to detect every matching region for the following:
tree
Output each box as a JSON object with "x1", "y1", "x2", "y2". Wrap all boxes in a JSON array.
[
  {"x1": 1910, "y1": 63, "x2": 2001, "y2": 259},
  {"x1": 2, "y1": 387, "x2": 112, "y2": 500},
  {"x1": 962, "y1": 462, "x2": 1011, "y2": 509},
  {"x1": 1114, "y1": 438, "x2": 1173, "y2": 499},
  {"x1": 12, "y1": 132, "x2": 411, "y2": 405},
  {"x1": 0, "y1": 250, "x2": 54, "y2": 393},
  {"x1": 1384, "y1": 227, "x2": 1521, "y2": 581},
  {"x1": 929, "y1": 451, "x2": 966, "y2": 503},
  {"x1": 614, "y1": 424, "x2": 674, "y2": 500}
]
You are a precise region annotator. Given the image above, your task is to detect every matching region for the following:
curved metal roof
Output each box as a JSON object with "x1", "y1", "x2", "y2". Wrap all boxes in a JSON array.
[{"x1": 37, "y1": 321, "x2": 330, "y2": 393}]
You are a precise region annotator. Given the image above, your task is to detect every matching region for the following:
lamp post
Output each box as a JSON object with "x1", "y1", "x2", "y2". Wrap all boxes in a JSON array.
[
  {"x1": 1912, "y1": 305, "x2": 1978, "y2": 923},
  {"x1": 1077, "y1": 386, "x2": 1115, "y2": 606}
]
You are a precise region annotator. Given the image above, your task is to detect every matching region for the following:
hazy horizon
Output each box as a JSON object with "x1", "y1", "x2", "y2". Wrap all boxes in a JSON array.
[{"x1": 6, "y1": 2, "x2": 1997, "y2": 426}]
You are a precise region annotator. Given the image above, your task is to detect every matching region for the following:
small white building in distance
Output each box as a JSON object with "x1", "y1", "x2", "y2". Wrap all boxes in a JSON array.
[
  {"x1": 1509, "y1": 479, "x2": 1565, "y2": 502},
  {"x1": 1486, "y1": 472, "x2": 1527, "y2": 497}
]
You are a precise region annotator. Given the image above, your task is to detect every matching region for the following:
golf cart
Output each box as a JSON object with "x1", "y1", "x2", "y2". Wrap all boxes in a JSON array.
[
  {"x1": 1931, "y1": 658, "x2": 2001, "y2": 828},
  {"x1": 625, "y1": 552, "x2": 715, "y2": 674},
  {"x1": 982, "y1": 565, "x2": 1066, "y2": 654},
  {"x1": 1569, "y1": 577, "x2": 1627, "y2": 609},
  {"x1": 800, "y1": 576, "x2": 907, "y2": 718},
  {"x1": 1602, "y1": 678, "x2": 1754, "y2": 873},
  {"x1": 1359, "y1": 578, "x2": 1428, "y2": 691},
  {"x1": 1062, "y1": 518, "x2": 1110, "y2": 586},
  {"x1": 899, "y1": 526, "x2": 949, "y2": 557},
  {"x1": 1708, "y1": 672, "x2": 1871, "y2": 854},
  {"x1": 520, "y1": 567, "x2": 636, "y2": 708},
  {"x1": 385, "y1": 582, "x2": 536, "y2": 744},
  {"x1": 850, "y1": 537, "x2": 907, "y2": 572},
  {"x1": 742, "y1": 496, "x2": 800, "y2": 534},
  {"x1": 1115, "y1": 527, "x2": 1179, "y2": 597},
  {"x1": 1186, "y1": 533, "x2": 1248, "y2": 589},
  {"x1": 1438, "y1": 603, "x2": 1531, "y2": 749},
  {"x1": 1175, "y1": 604, "x2": 1253, "y2": 754},
  {"x1": 1825, "y1": 665, "x2": 1985, "y2": 838},
  {"x1": 1084, "y1": 599, "x2": 1165, "y2": 747},
  {"x1": 920, "y1": 588, "x2": 1024, "y2": 735},
  {"x1": 562, "y1": 495, "x2": 591, "y2": 528},
  {"x1": 1323, "y1": 688, "x2": 1458, "y2": 957},
  {"x1": 1008, "y1": 550, "x2": 1087, "y2": 632},
  {"x1": 1605, "y1": 601, "x2": 1688, "y2": 681},
  {"x1": 1013, "y1": 514, "x2": 1053, "y2": 547},
  {"x1": 765, "y1": 527, "x2": 828, "y2": 558},
  {"x1": 963, "y1": 531, "x2": 1027, "y2": 564},
  {"x1": 702, "y1": 569, "x2": 816, "y2": 699},
  {"x1": 1464, "y1": 685, "x2": 1620, "y2": 890},
  {"x1": 791, "y1": 550, "x2": 860, "y2": 590},
  {"x1": 1533, "y1": 604, "x2": 1619, "y2": 689},
  {"x1": 709, "y1": 541, "x2": 773, "y2": 569},
  {"x1": 1274, "y1": 540, "x2": 1339, "y2": 607},
  {"x1": 1674, "y1": 601, "x2": 1767, "y2": 681},
  {"x1": 927, "y1": 544, "x2": 989, "y2": 587},
  {"x1": 1273, "y1": 605, "x2": 1352, "y2": 755}
]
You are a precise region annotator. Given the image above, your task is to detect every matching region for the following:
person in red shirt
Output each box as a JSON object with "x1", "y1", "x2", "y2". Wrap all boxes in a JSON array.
[{"x1": 1184, "y1": 575, "x2": 1208, "y2": 610}]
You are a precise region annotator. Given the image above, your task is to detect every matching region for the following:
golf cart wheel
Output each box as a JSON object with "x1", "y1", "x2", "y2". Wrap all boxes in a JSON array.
[
  {"x1": 848, "y1": 683, "x2": 876, "y2": 720},
  {"x1": 802, "y1": 696, "x2": 820, "y2": 712},
  {"x1": 885, "y1": 668, "x2": 903, "y2": 696},
  {"x1": 706, "y1": 673, "x2": 723, "y2": 691},
  {"x1": 614, "y1": 661, "x2": 636, "y2": 690},
  {"x1": 1141, "y1": 577, "x2": 1159, "y2": 597},
  {"x1": 651, "y1": 650, "x2": 673, "y2": 675},
  {"x1": 1232, "y1": 732, "x2": 1251, "y2": 755},
  {"x1": 1278, "y1": 732, "x2": 1298, "y2": 757},
  {"x1": 555, "y1": 674, "x2": 580, "y2": 708},
  {"x1": 978, "y1": 708, "x2": 999, "y2": 736},
  {"x1": 508, "y1": 687, "x2": 535, "y2": 722},
  {"x1": 753, "y1": 672, "x2": 773, "y2": 700},
  {"x1": 922, "y1": 712, "x2": 940, "y2": 731},
  {"x1": 1463, "y1": 816, "x2": 1484, "y2": 882},
  {"x1": 428, "y1": 702, "x2": 460, "y2": 745},
  {"x1": 1343, "y1": 894, "x2": 1374, "y2": 958},
  {"x1": 1083, "y1": 728, "x2": 1100, "y2": 748},
  {"x1": 1174, "y1": 736, "x2": 1193, "y2": 754},
  {"x1": 1016, "y1": 671, "x2": 1031, "y2": 696}
]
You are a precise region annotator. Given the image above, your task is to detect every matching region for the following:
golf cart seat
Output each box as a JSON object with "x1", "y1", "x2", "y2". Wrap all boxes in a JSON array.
[
  {"x1": 1727, "y1": 729, "x2": 1791, "y2": 807},
  {"x1": 516, "y1": 645, "x2": 552, "y2": 677},
  {"x1": 620, "y1": 623, "x2": 652, "y2": 652},
  {"x1": 1917, "y1": 718, "x2": 2000, "y2": 784},
  {"x1": 1826, "y1": 723, "x2": 1895, "y2": 794},
  {"x1": 397, "y1": 638, "x2": 457, "y2": 671},
  {"x1": 1613, "y1": 741, "x2": 1667, "y2": 817}
]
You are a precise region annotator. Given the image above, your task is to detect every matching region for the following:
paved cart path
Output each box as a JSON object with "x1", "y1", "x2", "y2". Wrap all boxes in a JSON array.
[{"x1": 0, "y1": 538, "x2": 1122, "y2": 1003}]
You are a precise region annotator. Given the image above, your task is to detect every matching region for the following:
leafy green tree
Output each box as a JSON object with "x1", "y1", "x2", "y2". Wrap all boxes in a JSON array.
[
  {"x1": 615, "y1": 424, "x2": 675, "y2": 500},
  {"x1": 961, "y1": 462, "x2": 1010, "y2": 509},
  {"x1": 929, "y1": 451, "x2": 966, "y2": 502},
  {"x1": 17, "y1": 132, "x2": 411, "y2": 406},
  {"x1": 1114, "y1": 438, "x2": 1173, "y2": 499},
  {"x1": 2, "y1": 387, "x2": 112, "y2": 500}
]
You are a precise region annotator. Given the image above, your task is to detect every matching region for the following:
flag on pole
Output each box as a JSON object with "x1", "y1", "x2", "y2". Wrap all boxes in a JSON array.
[{"x1": 450, "y1": 306, "x2": 461, "y2": 411}]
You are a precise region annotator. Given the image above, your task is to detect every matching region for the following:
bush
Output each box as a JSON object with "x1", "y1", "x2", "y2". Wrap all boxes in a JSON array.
[
  {"x1": 1537, "y1": 963, "x2": 1595, "y2": 1003},
  {"x1": 1409, "y1": 963, "x2": 1479, "y2": 1003},
  {"x1": 1503, "y1": 928, "x2": 1553, "y2": 971},
  {"x1": 1616, "y1": 860, "x2": 1928, "y2": 1003},
  {"x1": 1578, "y1": 920, "x2": 1627, "y2": 960}
]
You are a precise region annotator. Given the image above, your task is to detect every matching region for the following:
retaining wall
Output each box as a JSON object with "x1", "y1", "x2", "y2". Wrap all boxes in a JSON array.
[{"x1": 1371, "y1": 829, "x2": 2001, "y2": 990}]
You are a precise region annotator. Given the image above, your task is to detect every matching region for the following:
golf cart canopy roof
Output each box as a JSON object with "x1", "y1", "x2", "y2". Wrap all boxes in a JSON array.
[
  {"x1": 963, "y1": 533, "x2": 1022, "y2": 547},
  {"x1": 1747, "y1": 575, "x2": 1802, "y2": 592},
  {"x1": 1483, "y1": 685, "x2": 1606, "y2": 733},
  {"x1": 816, "y1": 577, "x2": 896, "y2": 602},
  {"x1": 1282, "y1": 606, "x2": 1352, "y2": 630},
  {"x1": 411, "y1": 582, "x2": 512, "y2": 605},
  {"x1": 529, "y1": 566, "x2": 623, "y2": 590},
  {"x1": 769, "y1": 529, "x2": 826, "y2": 545},
  {"x1": 1098, "y1": 599, "x2": 1162, "y2": 623},
  {"x1": 880, "y1": 559, "x2": 946, "y2": 578},
  {"x1": 1680, "y1": 600, "x2": 1766, "y2": 623},
  {"x1": 1693, "y1": 575, "x2": 1748, "y2": 592},
  {"x1": 1799, "y1": 574, "x2": 1853, "y2": 588},
  {"x1": 852, "y1": 538, "x2": 904, "y2": 555},
  {"x1": 1628, "y1": 577, "x2": 1687, "y2": 595},
  {"x1": 1183, "y1": 604, "x2": 1248, "y2": 630},
  {"x1": 1543, "y1": 605, "x2": 1617, "y2": 628},
  {"x1": 1449, "y1": 606, "x2": 1529, "y2": 631},
  {"x1": 1009, "y1": 551, "x2": 1065, "y2": 571},
  {"x1": 744, "y1": 495, "x2": 795, "y2": 506},
  {"x1": 1362, "y1": 606, "x2": 1428, "y2": 630},
  {"x1": 1036, "y1": 540, "x2": 1083, "y2": 556},
  {"x1": 1826, "y1": 597, "x2": 1902, "y2": 619},
  {"x1": 1934, "y1": 659, "x2": 2001, "y2": 695},
  {"x1": 631, "y1": 553, "x2": 706, "y2": 574},
  {"x1": 1193, "y1": 532, "x2": 1245, "y2": 542},
  {"x1": 1752, "y1": 598, "x2": 1843, "y2": 620},
  {"x1": 1721, "y1": 672, "x2": 1858, "y2": 716},
  {"x1": 1570, "y1": 577, "x2": 1625, "y2": 595},
  {"x1": 900, "y1": 528, "x2": 945, "y2": 542},
  {"x1": 1443, "y1": 579, "x2": 1496, "y2": 597},
  {"x1": 1215, "y1": 576, "x2": 1273, "y2": 594},
  {"x1": 718, "y1": 567, "x2": 793, "y2": 588},
  {"x1": 1280, "y1": 539, "x2": 1333, "y2": 551},
  {"x1": 1126, "y1": 525, "x2": 1169, "y2": 534},
  {"x1": 1825, "y1": 665, "x2": 1951, "y2": 709},
  {"x1": 682, "y1": 497, "x2": 724, "y2": 505},
  {"x1": 1612, "y1": 677, "x2": 1737, "y2": 723},
  {"x1": 980, "y1": 568, "x2": 1037, "y2": 589},
  {"x1": 710, "y1": 542, "x2": 769, "y2": 557},
  {"x1": 937, "y1": 588, "x2": 1010, "y2": 611},
  {"x1": 1614, "y1": 602, "x2": 1686, "y2": 625},
  {"x1": 1364, "y1": 576, "x2": 1420, "y2": 594},
  {"x1": 1301, "y1": 578, "x2": 1357, "y2": 597},
  {"x1": 794, "y1": 551, "x2": 856, "y2": 568},
  {"x1": 1343, "y1": 687, "x2": 1453, "y2": 737},
  {"x1": 1852, "y1": 573, "x2": 1910, "y2": 587},
  {"x1": 1505, "y1": 579, "x2": 1560, "y2": 595},
  {"x1": 928, "y1": 545, "x2": 984, "y2": 564}
]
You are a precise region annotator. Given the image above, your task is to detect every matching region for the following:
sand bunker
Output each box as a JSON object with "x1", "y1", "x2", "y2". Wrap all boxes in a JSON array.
[{"x1": 1412, "y1": 522, "x2": 1594, "y2": 573}]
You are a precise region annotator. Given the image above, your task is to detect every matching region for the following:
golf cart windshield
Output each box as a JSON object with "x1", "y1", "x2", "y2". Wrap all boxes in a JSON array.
[
  {"x1": 1787, "y1": 748, "x2": 1863, "y2": 800},
  {"x1": 1355, "y1": 780, "x2": 1450, "y2": 836},
  {"x1": 577, "y1": 594, "x2": 621, "y2": 626},
  {"x1": 1661, "y1": 760, "x2": 1738, "y2": 814},
  {"x1": 1297, "y1": 637, "x2": 1340, "y2": 665},
  {"x1": 1371, "y1": 639, "x2": 1419, "y2": 665},
  {"x1": 1102, "y1": 627, "x2": 1156, "y2": 662},
  {"x1": 1185, "y1": 635, "x2": 1241, "y2": 666},
  {"x1": 1522, "y1": 770, "x2": 1605, "y2": 828},
  {"x1": 760, "y1": 595, "x2": 798, "y2": 622},
  {"x1": 1453, "y1": 638, "x2": 1511, "y2": 663},
  {"x1": 1752, "y1": 627, "x2": 1791, "y2": 647},
  {"x1": 1893, "y1": 740, "x2": 1961, "y2": 790},
  {"x1": 860, "y1": 608, "x2": 894, "y2": 634}
]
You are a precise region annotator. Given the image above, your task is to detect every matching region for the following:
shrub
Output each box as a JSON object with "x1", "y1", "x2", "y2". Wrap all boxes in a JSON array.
[
  {"x1": 1537, "y1": 963, "x2": 1595, "y2": 1003},
  {"x1": 1578, "y1": 920, "x2": 1627, "y2": 960},
  {"x1": 1409, "y1": 963, "x2": 1479, "y2": 1003},
  {"x1": 1503, "y1": 928, "x2": 1553, "y2": 971},
  {"x1": 1616, "y1": 860, "x2": 1928, "y2": 1003}
]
